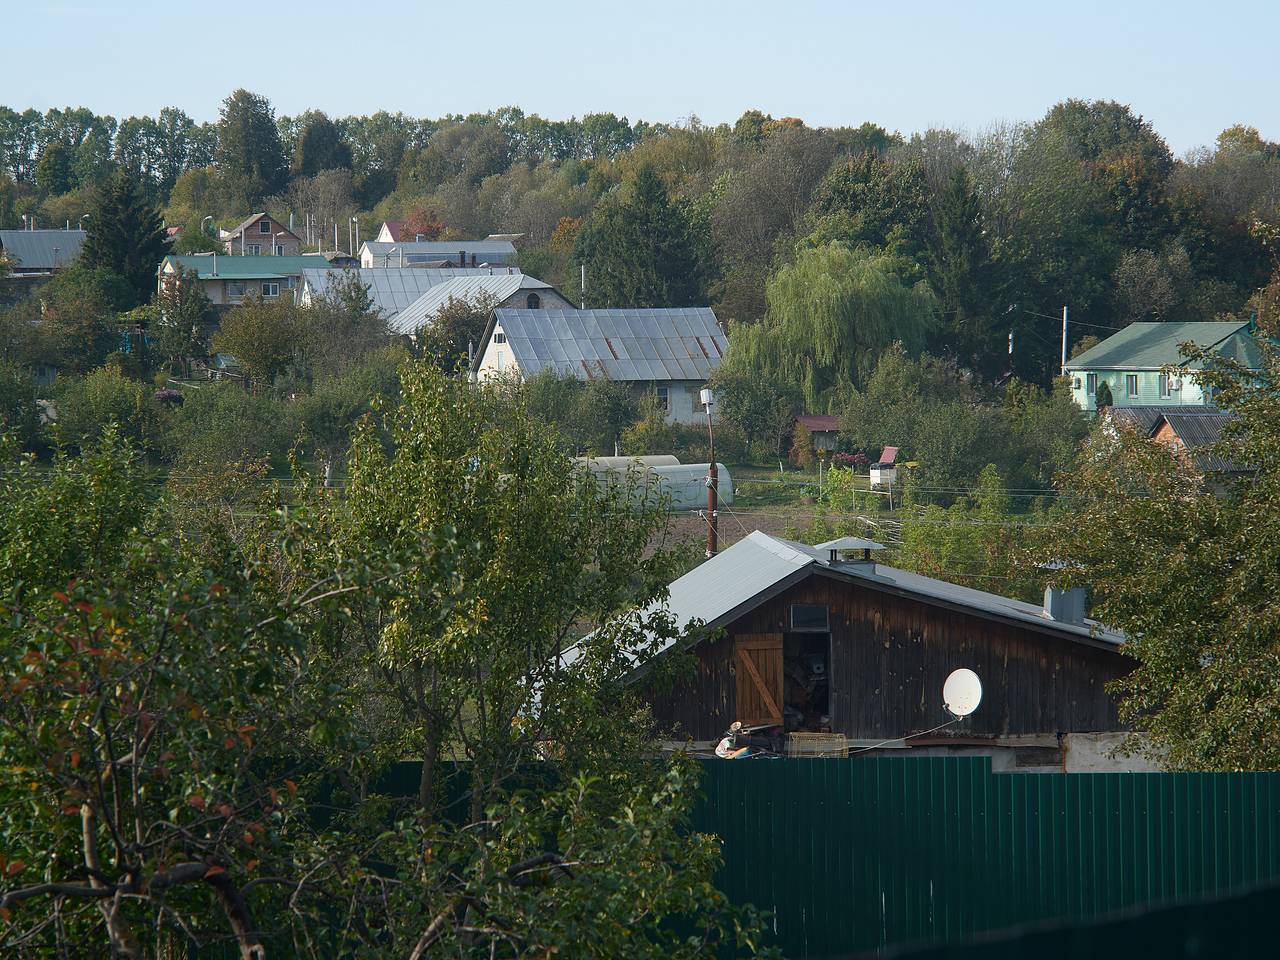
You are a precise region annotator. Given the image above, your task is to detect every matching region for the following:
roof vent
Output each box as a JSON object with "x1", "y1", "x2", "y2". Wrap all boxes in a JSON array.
[
  {"x1": 815, "y1": 536, "x2": 886, "y2": 567},
  {"x1": 1040, "y1": 560, "x2": 1087, "y2": 624}
]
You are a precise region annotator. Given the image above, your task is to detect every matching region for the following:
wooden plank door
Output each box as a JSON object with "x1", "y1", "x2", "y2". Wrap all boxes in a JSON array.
[{"x1": 734, "y1": 634, "x2": 783, "y2": 725}]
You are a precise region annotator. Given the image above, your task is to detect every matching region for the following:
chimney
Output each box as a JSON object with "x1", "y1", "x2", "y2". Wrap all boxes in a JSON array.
[
  {"x1": 471, "y1": 252, "x2": 477, "y2": 267},
  {"x1": 1043, "y1": 585, "x2": 1087, "y2": 625},
  {"x1": 816, "y1": 537, "x2": 885, "y2": 572},
  {"x1": 416, "y1": 233, "x2": 426, "y2": 242},
  {"x1": 459, "y1": 248, "x2": 466, "y2": 268}
]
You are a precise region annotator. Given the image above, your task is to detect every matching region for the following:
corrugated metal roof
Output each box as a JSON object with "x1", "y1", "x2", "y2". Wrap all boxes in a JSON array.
[
  {"x1": 1106, "y1": 404, "x2": 1218, "y2": 435},
  {"x1": 1159, "y1": 411, "x2": 1244, "y2": 473},
  {"x1": 0, "y1": 229, "x2": 86, "y2": 269},
  {"x1": 388, "y1": 273, "x2": 551, "y2": 336},
  {"x1": 797, "y1": 414, "x2": 841, "y2": 433},
  {"x1": 559, "y1": 531, "x2": 1123, "y2": 670},
  {"x1": 301, "y1": 267, "x2": 498, "y2": 319},
  {"x1": 491, "y1": 308, "x2": 727, "y2": 382},
  {"x1": 1065, "y1": 321, "x2": 1254, "y2": 371},
  {"x1": 360, "y1": 239, "x2": 517, "y2": 261},
  {"x1": 162, "y1": 254, "x2": 328, "y2": 279}
]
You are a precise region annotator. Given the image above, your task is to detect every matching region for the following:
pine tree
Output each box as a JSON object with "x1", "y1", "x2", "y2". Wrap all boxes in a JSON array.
[
  {"x1": 80, "y1": 171, "x2": 168, "y2": 307},
  {"x1": 574, "y1": 165, "x2": 712, "y2": 308}
]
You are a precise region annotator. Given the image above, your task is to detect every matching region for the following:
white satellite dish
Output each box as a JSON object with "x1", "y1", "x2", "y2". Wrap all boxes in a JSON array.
[{"x1": 943, "y1": 669, "x2": 982, "y2": 718}]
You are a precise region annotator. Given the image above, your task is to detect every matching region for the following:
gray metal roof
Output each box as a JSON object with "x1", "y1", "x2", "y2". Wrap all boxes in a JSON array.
[
  {"x1": 360, "y1": 239, "x2": 517, "y2": 262},
  {"x1": 1065, "y1": 321, "x2": 1257, "y2": 371},
  {"x1": 560, "y1": 531, "x2": 1124, "y2": 671},
  {"x1": 388, "y1": 273, "x2": 552, "y2": 336},
  {"x1": 300, "y1": 267, "x2": 505, "y2": 319},
  {"x1": 489, "y1": 308, "x2": 727, "y2": 382},
  {"x1": 1160, "y1": 411, "x2": 1243, "y2": 473},
  {"x1": 1106, "y1": 404, "x2": 1217, "y2": 435},
  {"x1": 0, "y1": 229, "x2": 86, "y2": 270}
]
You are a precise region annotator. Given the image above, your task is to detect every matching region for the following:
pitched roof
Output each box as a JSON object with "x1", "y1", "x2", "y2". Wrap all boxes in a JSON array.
[
  {"x1": 226, "y1": 212, "x2": 300, "y2": 241},
  {"x1": 161, "y1": 254, "x2": 328, "y2": 279},
  {"x1": 301, "y1": 267, "x2": 512, "y2": 319},
  {"x1": 359, "y1": 239, "x2": 517, "y2": 263},
  {"x1": 559, "y1": 531, "x2": 1124, "y2": 671},
  {"x1": 0, "y1": 229, "x2": 86, "y2": 269},
  {"x1": 1106, "y1": 404, "x2": 1218, "y2": 435},
  {"x1": 797, "y1": 414, "x2": 841, "y2": 433},
  {"x1": 388, "y1": 273, "x2": 553, "y2": 336},
  {"x1": 484, "y1": 307, "x2": 727, "y2": 382},
  {"x1": 379, "y1": 220, "x2": 403, "y2": 241},
  {"x1": 1065, "y1": 321, "x2": 1257, "y2": 371},
  {"x1": 1156, "y1": 411, "x2": 1244, "y2": 473}
]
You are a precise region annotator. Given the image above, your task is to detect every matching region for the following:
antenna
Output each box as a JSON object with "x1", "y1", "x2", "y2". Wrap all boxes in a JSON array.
[{"x1": 943, "y1": 669, "x2": 982, "y2": 718}]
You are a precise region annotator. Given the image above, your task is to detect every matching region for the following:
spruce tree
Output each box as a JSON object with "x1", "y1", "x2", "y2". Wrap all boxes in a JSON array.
[{"x1": 80, "y1": 171, "x2": 168, "y2": 307}]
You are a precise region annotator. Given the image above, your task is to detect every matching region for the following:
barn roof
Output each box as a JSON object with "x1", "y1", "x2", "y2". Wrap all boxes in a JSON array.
[
  {"x1": 559, "y1": 531, "x2": 1124, "y2": 670},
  {"x1": 388, "y1": 273, "x2": 553, "y2": 336},
  {"x1": 483, "y1": 307, "x2": 727, "y2": 382},
  {"x1": 0, "y1": 229, "x2": 86, "y2": 270}
]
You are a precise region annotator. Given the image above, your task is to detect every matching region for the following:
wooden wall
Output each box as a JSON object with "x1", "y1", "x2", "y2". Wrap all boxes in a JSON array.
[{"x1": 645, "y1": 569, "x2": 1132, "y2": 742}]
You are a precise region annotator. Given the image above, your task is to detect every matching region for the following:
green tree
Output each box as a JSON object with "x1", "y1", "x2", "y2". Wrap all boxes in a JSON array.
[
  {"x1": 212, "y1": 296, "x2": 302, "y2": 387},
  {"x1": 79, "y1": 171, "x2": 167, "y2": 306},
  {"x1": 0, "y1": 360, "x2": 39, "y2": 449},
  {"x1": 291, "y1": 110, "x2": 352, "y2": 177},
  {"x1": 152, "y1": 267, "x2": 214, "y2": 375},
  {"x1": 1053, "y1": 342, "x2": 1280, "y2": 769},
  {"x1": 575, "y1": 164, "x2": 713, "y2": 308},
  {"x1": 415, "y1": 292, "x2": 495, "y2": 374},
  {"x1": 1095, "y1": 379, "x2": 1113, "y2": 410},
  {"x1": 215, "y1": 89, "x2": 288, "y2": 198},
  {"x1": 35, "y1": 141, "x2": 74, "y2": 196},
  {"x1": 804, "y1": 151, "x2": 931, "y2": 261},
  {"x1": 53, "y1": 361, "x2": 159, "y2": 452},
  {"x1": 708, "y1": 365, "x2": 801, "y2": 457},
  {"x1": 41, "y1": 265, "x2": 133, "y2": 373},
  {"x1": 728, "y1": 244, "x2": 935, "y2": 407}
]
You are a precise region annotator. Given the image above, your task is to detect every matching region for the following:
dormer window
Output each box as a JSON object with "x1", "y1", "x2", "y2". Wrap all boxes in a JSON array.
[{"x1": 526, "y1": 293, "x2": 541, "y2": 309}]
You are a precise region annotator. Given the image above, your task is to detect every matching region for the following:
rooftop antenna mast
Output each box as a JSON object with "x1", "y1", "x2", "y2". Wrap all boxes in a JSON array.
[{"x1": 702, "y1": 387, "x2": 718, "y2": 558}]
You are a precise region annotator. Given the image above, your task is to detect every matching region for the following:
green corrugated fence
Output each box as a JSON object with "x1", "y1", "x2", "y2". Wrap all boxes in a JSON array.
[{"x1": 693, "y1": 756, "x2": 1280, "y2": 958}]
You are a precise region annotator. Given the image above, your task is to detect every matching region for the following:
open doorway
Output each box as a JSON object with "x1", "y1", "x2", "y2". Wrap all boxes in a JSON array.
[{"x1": 784, "y1": 603, "x2": 831, "y2": 732}]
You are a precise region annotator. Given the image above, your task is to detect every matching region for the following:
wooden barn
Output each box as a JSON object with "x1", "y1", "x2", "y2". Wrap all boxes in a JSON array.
[{"x1": 614, "y1": 532, "x2": 1137, "y2": 771}]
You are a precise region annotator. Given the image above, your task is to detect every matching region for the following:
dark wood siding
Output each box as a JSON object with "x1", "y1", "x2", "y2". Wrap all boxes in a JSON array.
[{"x1": 645, "y1": 569, "x2": 1131, "y2": 741}]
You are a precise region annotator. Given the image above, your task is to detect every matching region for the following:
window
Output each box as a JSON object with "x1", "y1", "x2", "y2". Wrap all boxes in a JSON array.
[
  {"x1": 525, "y1": 292, "x2": 541, "y2": 308},
  {"x1": 273, "y1": 244, "x2": 285, "y2": 256},
  {"x1": 1072, "y1": 377, "x2": 1081, "y2": 390},
  {"x1": 226, "y1": 281, "x2": 247, "y2": 301},
  {"x1": 493, "y1": 331, "x2": 506, "y2": 344},
  {"x1": 1126, "y1": 374, "x2": 1139, "y2": 398},
  {"x1": 261, "y1": 282, "x2": 280, "y2": 298},
  {"x1": 1086, "y1": 372, "x2": 1098, "y2": 397},
  {"x1": 259, "y1": 220, "x2": 271, "y2": 234},
  {"x1": 285, "y1": 276, "x2": 296, "y2": 289},
  {"x1": 790, "y1": 604, "x2": 829, "y2": 632},
  {"x1": 246, "y1": 243, "x2": 261, "y2": 256},
  {"x1": 1158, "y1": 373, "x2": 1171, "y2": 398},
  {"x1": 655, "y1": 386, "x2": 669, "y2": 410}
]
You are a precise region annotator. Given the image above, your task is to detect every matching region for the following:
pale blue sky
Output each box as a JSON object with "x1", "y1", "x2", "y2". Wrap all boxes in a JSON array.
[{"x1": 6, "y1": 0, "x2": 1276, "y2": 154}]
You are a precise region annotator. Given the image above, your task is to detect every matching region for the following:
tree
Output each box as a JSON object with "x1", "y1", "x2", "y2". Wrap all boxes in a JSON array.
[
  {"x1": 0, "y1": 360, "x2": 38, "y2": 449},
  {"x1": 35, "y1": 142, "x2": 74, "y2": 197},
  {"x1": 298, "y1": 270, "x2": 388, "y2": 375},
  {"x1": 212, "y1": 297, "x2": 303, "y2": 388},
  {"x1": 574, "y1": 164, "x2": 713, "y2": 308},
  {"x1": 415, "y1": 292, "x2": 496, "y2": 374},
  {"x1": 152, "y1": 267, "x2": 214, "y2": 374},
  {"x1": 709, "y1": 366, "x2": 801, "y2": 457},
  {"x1": 1052, "y1": 342, "x2": 1280, "y2": 769},
  {"x1": 804, "y1": 151, "x2": 931, "y2": 261},
  {"x1": 728, "y1": 244, "x2": 935, "y2": 407},
  {"x1": 215, "y1": 89, "x2": 288, "y2": 199},
  {"x1": 79, "y1": 171, "x2": 167, "y2": 306},
  {"x1": 53, "y1": 361, "x2": 159, "y2": 452},
  {"x1": 291, "y1": 111, "x2": 352, "y2": 177},
  {"x1": 40, "y1": 265, "x2": 133, "y2": 373},
  {"x1": 925, "y1": 166, "x2": 1006, "y2": 376},
  {"x1": 1095, "y1": 379, "x2": 1113, "y2": 410}
]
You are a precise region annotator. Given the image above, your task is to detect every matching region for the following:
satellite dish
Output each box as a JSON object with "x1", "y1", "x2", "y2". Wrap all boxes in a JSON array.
[{"x1": 943, "y1": 669, "x2": 982, "y2": 718}]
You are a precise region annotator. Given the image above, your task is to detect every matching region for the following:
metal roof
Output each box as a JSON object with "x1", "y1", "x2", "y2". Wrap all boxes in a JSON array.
[
  {"x1": 797, "y1": 414, "x2": 841, "y2": 433},
  {"x1": 1159, "y1": 411, "x2": 1244, "y2": 473},
  {"x1": 559, "y1": 531, "x2": 1124, "y2": 671},
  {"x1": 1065, "y1": 321, "x2": 1257, "y2": 371},
  {"x1": 388, "y1": 273, "x2": 552, "y2": 336},
  {"x1": 161, "y1": 254, "x2": 328, "y2": 279},
  {"x1": 0, "y1": 229, "x2": 86, "y2": 270},
  {"x1": 360, "y1": 239, "x2": 517, "y2": 261},
  {"x1": 300, "y1": 267, "x2": 503, "y2": 319},
  {"x1": 1105, "y1": 404, "x2": 1215, "y2": 435},
  {"x1": 487, "y1": 307, "x2": 727, "y2": 382}
]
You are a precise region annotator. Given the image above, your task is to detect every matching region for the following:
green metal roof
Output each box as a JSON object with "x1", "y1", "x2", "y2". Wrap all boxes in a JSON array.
[
  {"x1": 1065, "y1": 320, "x2": 1256, "y2": 371},
  {"x1": 160, "y1": 254, "x2": 329, "y2": 280}
]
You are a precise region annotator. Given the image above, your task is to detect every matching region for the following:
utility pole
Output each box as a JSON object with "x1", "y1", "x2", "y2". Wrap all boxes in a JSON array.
[
  {"x1": 702, "y1": 387, "x2": 718, "y2": 558},
  {"x1": 580, "y1": 263, "x2": 586, "y2": 309},
  {"x1": 1060, "y1": 304, "x2": 1068, "y2": 376}
]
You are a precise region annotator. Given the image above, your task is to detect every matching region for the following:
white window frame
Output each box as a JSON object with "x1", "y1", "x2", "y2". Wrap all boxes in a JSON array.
[
  {"x1": 1126, "y1": 374, "x2": 1139, "y2": 398},
  {"x1": 493, "y1": 331, "x2": 506, "y2": 344},
  {"x1": 273, "y1": 243, "x2": 285, "y2": 256},
  {"x1": 655, "y1": 386, "x2": 670, "y2": 411},
  {"x1": 261, "y1": 281, "x2": 280, "y2": 298},
  {"x1": 246, "y1": 243, "x2": 261, "y2": 256},
  {"x1": 259, "y1": 220, "x2": 272, "y2": 234},
  {"x1": 226, "y1": 280, "x2": 247, "y2": 301},
  {"x1": 1159, "y1": 374, "x2": 1171, "y2": 398},
  {"x1": 1086, "y1": 372, "x2": 1098, "y2": 397}
]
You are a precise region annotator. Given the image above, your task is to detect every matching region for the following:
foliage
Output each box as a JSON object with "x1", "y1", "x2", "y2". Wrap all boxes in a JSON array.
[
  {"x1": 0, "y1": 360, "x2": 39, "y2": 448},
  {"x1": 212, "y1": 297, "x2": 303, "y2": 387},
  {"x1": 151, "y1": 268, "x2": 214, "y2": 373},
  {"x1": 38, "y1": 265, "x2": 132, "y2": 373},
  {"x1": 520, "y1": 371, "x2": 638, "y2": 455},
  {"x1": 53, "y1": 361, "x2": 160, "y2": 452},
  {"x1": 162, "y1": 382, "x2": 286, "y2": 470},
  {"x1": 708, "y1": 365, "x2": 801, "y2": 458},
  {"x1": 79, "y1": 171, "x2": 167, "y2": 306},
  {"x1": 415, "y1": 292, "x2": 496, "y2": 375},
  {"x1": 575, "y1": 164, "x2": 713, "y2": 308},
  {"x1": 291, "y1": 110, "x2": 352, "y2": 178},
  {"x1": 789, "y1": 420, "x2": 815, "y2": 470},
  {"x1": 215, "y1": 89, "x2": 288, "y2": 199},
  {"x1": 729, "y1": 244, "x2": 934, "y2": 407}
]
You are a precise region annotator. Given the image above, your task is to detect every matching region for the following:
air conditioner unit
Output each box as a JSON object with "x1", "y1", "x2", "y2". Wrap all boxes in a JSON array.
[{"x1": 1171, "y1": 378, "x2": 1182, "y2": 391}]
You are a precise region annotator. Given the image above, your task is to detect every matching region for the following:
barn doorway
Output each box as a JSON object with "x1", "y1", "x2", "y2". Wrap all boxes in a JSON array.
[{"x1": 784, "y1": 604, "x2": 831, "y2": 732}]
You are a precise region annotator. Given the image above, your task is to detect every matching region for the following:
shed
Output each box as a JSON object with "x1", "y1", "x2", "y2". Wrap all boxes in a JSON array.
[
  {"x1": 869, "y1": 446, "x2": 898, "y2": 487},
  {"x1": 0, "y1": 229, "x2": 86, "y2": 273}
]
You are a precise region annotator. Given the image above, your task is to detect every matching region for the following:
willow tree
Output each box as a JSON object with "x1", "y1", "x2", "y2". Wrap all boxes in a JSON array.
[{"x1": 728, "y1": 243, "x2": 935, "y2": 409}]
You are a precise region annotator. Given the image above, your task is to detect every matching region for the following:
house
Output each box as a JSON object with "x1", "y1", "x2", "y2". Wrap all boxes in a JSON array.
[
  {"x1": 472, "y1": 307, "x2": 729, "y2": 425},
  {"x1": 1107, "y1": 405, "x2": 1246, "y2": 477},
  {"x1": 0, "y1": 228, "x2": 86, "y2": 274},
  {"x1": 358, "y1": 238, "x2": 518, "y2": 269},
  {"x1": 158, "y1": 254, "x2": 330, "y2": 306},
  {"x1": 374, "y1": 220, "x2": 402, "y2": 243},
  {"x1": 387, "y1": 273, "x2": 572, "y2": 337},
  {"x1": 314, "y1": 250, "x2": 360, "y2": 269},
  {"x1": 299, "y1": 266, "x2": 521, "y2": 325},
  {"x1": 584, "y1": 531, "x2": 1136, "y2": 771},
  {"x1": 869, "y1": 446, "x2": 898, "y2": 487},
  {"x1": 222, "y1": 213, "x2": 302, "y2": 257},
  {"x1": 1064, "y1": 320, "x2": 1259, "y2": 412},
  {"x1": 796, "y1": 414, "x2": 841, "y2": 453}
]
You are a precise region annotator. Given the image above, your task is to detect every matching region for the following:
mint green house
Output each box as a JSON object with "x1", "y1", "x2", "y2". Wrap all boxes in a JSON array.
[{"x1": 1064, "y1": 320, "x2": 1260, "y2": 412}]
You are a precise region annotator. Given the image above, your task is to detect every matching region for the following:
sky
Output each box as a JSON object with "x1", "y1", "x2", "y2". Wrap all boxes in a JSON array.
[{"x1": 5, "y1": 0, "x2": 1278, "y2": 155}]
